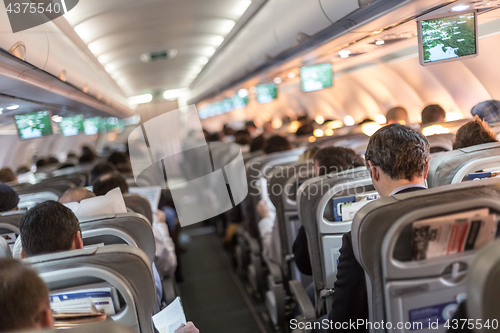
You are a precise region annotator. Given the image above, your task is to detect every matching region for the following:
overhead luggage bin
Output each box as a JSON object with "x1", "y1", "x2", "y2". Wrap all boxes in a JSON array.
[
  {"x1": 351, "y1": 178, "x2": 500, "y2": 333},
  {"x1": 427, "y1": 142, "x2": 500, "y2": 188}
]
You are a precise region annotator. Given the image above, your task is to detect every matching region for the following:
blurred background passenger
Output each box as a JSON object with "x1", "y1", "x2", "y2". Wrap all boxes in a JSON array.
[
  {"x1": 107, "y1": 151, "x2": 133, "y2": 174},
  {"x1": 59, "y1": 187, "x2": 96, "y2": 204},
  {"x1": 0, "y1": 258, "x2": 54, "y2": 332},
  {"x1": 0, "y1": 183, "x2": 19, "y2": 213},
  {"x1": 385, "y1": 106, "x2": 409, "y2": 125},
  {"x1": 93, "y1": 172, "x2": 129, "y2": 196},
  {"x1": 421, "y1": 104, "x2": 446, "y2": 127},
  {"x1": 297, "y1": 146, "x2": 320, "y2": 162},
  {"x1": 88, "y1": 162, "x2": 118, "y2": 186},
  {"x1": 249, "y1": 135, "x2": 266, "y2": 153},
  {"x1": 234, "y1": 129, "x2": 252, "y2": 150},
  {"x1": 36, "y1": 158, "x2": 48, "y2": 169},
  {"x1": 453, "y1": 116, "x2": 498, "y2": 150},
  {"x1": 0, "y1": 167, "x2": 17, "y2": 184},
  {"x1": 471, "y1": 99, "x2": 500, "y2": 124},
  {"x1": 46, "y1": 156, "x2": 59, "y2": 166},
  {"x1": 244, "y1": 120, "x2": 257, "y2": 137},
  {"x1": 263, "y1": 135, "x2": 292, "y2": 154},
  {"x1": 16, "y1": 165, "x2": 30, "y2": 175}
]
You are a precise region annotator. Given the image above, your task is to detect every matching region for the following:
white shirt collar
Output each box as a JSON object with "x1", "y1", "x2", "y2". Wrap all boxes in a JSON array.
[{"x1": 389, "y1": 183, "x2": 427, "y2": 196}]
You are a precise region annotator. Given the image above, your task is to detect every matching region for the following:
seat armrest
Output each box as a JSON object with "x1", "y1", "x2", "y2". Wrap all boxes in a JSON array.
[{"x1": 289, "y1": 280, "x2": 316, "y2": 321}]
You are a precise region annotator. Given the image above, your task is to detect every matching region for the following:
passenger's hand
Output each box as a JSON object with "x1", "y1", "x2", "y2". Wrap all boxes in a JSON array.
[
  {"x1": 257, "y1": 199, "x2": 270, "y2": 218},
  {"x1": 174, "y1": 322, "x2": 199, "y2": 333},
  {"x1": 153, "y1": 210, "x2": 167, "y2": 223}
]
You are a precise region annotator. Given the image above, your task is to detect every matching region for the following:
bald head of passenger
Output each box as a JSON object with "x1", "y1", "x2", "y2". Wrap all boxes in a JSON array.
[
  {"x1": 386, "y1": 106, "x2": 409, "y2": 125},
  {"x1": 58, "y1": 187, "x2": 96, "y2": 204}
]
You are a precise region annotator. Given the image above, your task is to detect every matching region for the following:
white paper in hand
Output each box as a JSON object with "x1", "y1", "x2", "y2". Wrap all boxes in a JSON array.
[
  {"x1": 64, "y1": 187, "x2": 128, "y2": 218},
  {"x1": 152, "y1": 297, "x2": 187, "y2": 333}
]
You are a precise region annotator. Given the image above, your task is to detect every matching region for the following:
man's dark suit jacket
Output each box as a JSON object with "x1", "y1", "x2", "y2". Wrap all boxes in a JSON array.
[{"x1": 327, "y1": 186, "x2": 426, "y2": 332}]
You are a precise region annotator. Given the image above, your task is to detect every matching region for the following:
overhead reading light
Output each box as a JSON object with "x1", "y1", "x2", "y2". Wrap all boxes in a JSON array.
[
  {"x1": 446, "y1": 112, "x2": 463, "y2": 121},
  {"x1": 375, "y1": 40, "x2": 385, "y2": 45},
  {"x1": 328, "y1": 120, "x2": 344, "y2": 129},
  {"x1": 127, "y1": 94, "x2": 153, "y2": 105},
  {"x1": 338, "y1": 50, "x2": 352, "y2": 58},
  {"x1": 375, "y1": 114, "x2": 387, "y2": 124},
  {"x1": 273, "y1": 77, "x2": 282, "y2": 84},
  {"x1": 344, "y1": 115, "x2": 355, "y2": 126},
  {"x1": 163, "y1": 88, "x2": 189, "y2": 101},
  {"x1": 361, "y1": 122, "x2": 382, "y2": 136},
  {"x1": 315, "y1": 115, "x2": 325, "y2": 124},
  {"x1": 272, "y1": 119, "x2": 282, "y2": 129},
  {"x1": 325, "y1": 128, "x2": 334, "y2": 136},
  {"x1": 6, "y1": 105, "x2": 19, "y2": 110},
  {"x1": 287, "y1": 72, "x2": 296, "y2": 79},
  {"x1": 313, "y1": 129, "x2": 324, "y2": 137},
  {"x1": 238, "y1": 89, "x2": 249, "y2": 98},
  {"x1": 451, "y1": 4, "x2": 470, "y2": 11}
]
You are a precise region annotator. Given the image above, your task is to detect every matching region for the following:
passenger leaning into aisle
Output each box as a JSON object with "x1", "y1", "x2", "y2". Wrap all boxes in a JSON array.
[{"x1": 312, "y1": 124, "x2": 430, "y2": 333}]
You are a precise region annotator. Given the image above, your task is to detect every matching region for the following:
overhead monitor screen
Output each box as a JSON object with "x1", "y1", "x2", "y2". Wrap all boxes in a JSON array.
[
  {"x1": 102, "y1": 117, "x2": 124, "y2": 133},
  {"x1": 84, "y1": 117, "x2": 102, "y2": 135},
  {"x1": 256, "y1": 83, "x2": 278, "y2": 104},
  {"x1": 14, "y1": 110, "x2": 53, "y2": 140},
  {"x1": 418, "y1": 12, "x2": 477, "y2": 65},
  {"x1": 300, "y1": 63, "x2": 333, "y2": 92},
  {"x1": 59, "y1": 115, "x2": 84, "y2": 137}
]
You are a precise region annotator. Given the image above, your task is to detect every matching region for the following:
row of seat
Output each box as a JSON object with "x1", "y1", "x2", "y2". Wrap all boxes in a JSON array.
[{"x1": 233, "y1": 129, "x2": 500, "y2": 332}]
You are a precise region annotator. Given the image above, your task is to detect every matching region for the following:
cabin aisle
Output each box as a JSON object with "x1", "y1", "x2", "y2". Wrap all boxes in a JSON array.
[{"x1": 178, "y1": 226, "x2": 270, "y2": 333}]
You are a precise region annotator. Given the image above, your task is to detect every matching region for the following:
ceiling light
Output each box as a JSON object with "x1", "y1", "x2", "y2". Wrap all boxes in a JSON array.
[
  {"x1": 52, "y1": 115, "x2": 62, "y2": 123},
  {"x1": 238, "y1": 89, "x2": 249, "y2": 98},
  {"x1": 308, "y1": 136, "x2": 316, "y2": 143},
  {"x1": 74, "y1": 24, "x2": 92, "y2": 43},
  {"x1": 287, "y1": 72, "x2": 296, "y2": 79},
  {"x1": 445, "y1": 112, "x2": 462, "y2": 122},
  {"x1": 6, "y1": 105, "x2": 19, "y2": 110},
  {"x1": 451, "y1": 4, "x2": 470, "y2": 11},
  {"x1": 361, "y1": 122, "x2": 382, "y2": 136},
  {"x1": 327, "y1": 120, "x2": 344, "y2": 129},
  {"x1": 375, "y1": 114, "x2": 387, "y2": 124},
  {"x1": 219, "y1": 19, "x2": 236, "y2": 35},
  {"x1": 272, "y1": 119, "x2": 282, "y2": 129},
  {"x1": 234, "y1": 0, "x2": 252, "y2": 17},
  {"x1": 315, "y1": 115, "x2": 325, "y2": 124},
  {"x1": 208, "y1": 35, "x2": 225, "y2": 47},
  {"x1": 344, "y1": 115, "x2": 355, "y2": 126},
  {"x1": 375, "y1": 40, "x2": 385, "y2": 46},
  {"x1": 198, "y1": 56, "x2": 209, "y2": 64},
  {"x1": 422, "y1": 124, "x2": 450, "y2": 136},
  {"x1": 289, "y1": 121, "x2": 300, "y2": 133},
  {"x1": 313, "y1": 129, "x2": 324, "y2": 137},
  {"x1": 87, "y1": 41, "x2": 103, "y2": 56},
  {"x1": 325, "y1": 128, "x2": 334, "y2": 136},
  {"x1": 338, "y1": 50, "x2": 352, "y2": 59},
  {"x1": 127, "y1": 94, "x2": 153, "y2": 105},
  {"x1": 163, "y1": 88, "x2": 190, "y2": 100},
  {"x1": 273, "y1": 77, "x2": 282, "y2": 84}
]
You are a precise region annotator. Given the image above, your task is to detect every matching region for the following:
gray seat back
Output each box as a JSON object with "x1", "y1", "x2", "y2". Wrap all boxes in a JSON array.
[
  {"x1": 123, "y1": 193, "x2": 154, "y2": 223},
  {"x1": 14, "y1": 179, "x2": 75, "y2": 197},
  {"x1": 25, "y1": 245, "x2": 155, "y2": 333},
  {"x1": 18, "y1": 192, "x2": 60, "y2": 210},
  {"x1": 0, "y1": 210, "x2": 24, "y2": 234},
  {"x1": 0, "y1": 236, "x2": 12, "y2": 258},
  {"x1": 467, "y1": 239, "x2": 500, "y2": 333},
  {"x1": 352, "y1": 178, "x2": 500, "y2": 333},
  {"x1": 426, "y1": 133, "x2": 455, "y2": 152},
  {"x1": 13, "y1": 213, "x2": 155, "y2": 263},
  {"x1": 268, "y1": 161, "x2": 315, "y2": 281},
  {"x1": 297, "y1": 167, "x2": 372, "y2": 312},
  {"x1": 244, "y1": 147, "x2": 306, "y2": 237},
  {"x1": 427, "y1": 142, "x2": 500, "y2": 188}
]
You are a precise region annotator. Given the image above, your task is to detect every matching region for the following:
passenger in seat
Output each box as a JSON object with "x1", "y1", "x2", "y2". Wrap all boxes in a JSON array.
[
  {"x1": 0, "y1": 258, "x2": 54, "y2": 331},
  {"x1": 321, "y1": 124, "x2": 429, "y2": 333},
  {"x1": 0, "y1": 167, "x2": 17, "y2": 184},
  {"x1": 0, "y1": 183, "x2": 19, "y2": 213},
  {"x1": 293, "y1": 147, "x2": 365, "y2": 277},
  {"x1": 453, "y1": 116, "x2": 498, "y2": 149},
  {"x1": 385, "y1": 106, "x2": 409, "y2": 125},
  {"x1": 19, "y1": 201, "x2": 83, "y2": 259},
  {"x1": 471, "y1": 99, "x2": 500, "y2": 124},
  {"x1": 93, "y1": 172, "x2": 129, "y2": 196},
  {"x1": 88, "y1": 162, "x2": 118, "y2": 186},
  {"x1": 58, "y1": 187, "x2": 96, "y2": 204},
  {"x1": 421, "y1": 104, "x2": 446, "y2": 126},
  {"x1": 262, "y1": 135, "x2": 292, "y2": 154}
]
